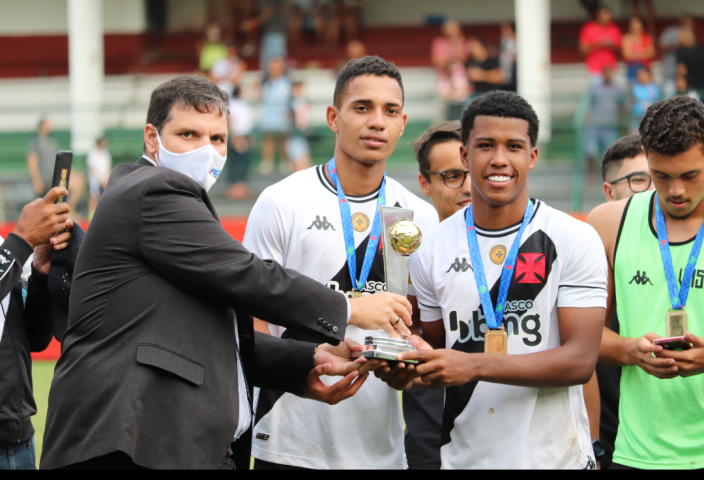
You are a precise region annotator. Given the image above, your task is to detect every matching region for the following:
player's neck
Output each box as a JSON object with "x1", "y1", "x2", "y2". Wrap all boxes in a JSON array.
[
  {"x1": 472, "y1": 193, "x2": 530, "y2": 231},
  {"x1": 653, "y1": 193, "x2": 704, "y2": 243},
  {"x1": 328, "y1": 149, "x2": 387, "y2": 196}
]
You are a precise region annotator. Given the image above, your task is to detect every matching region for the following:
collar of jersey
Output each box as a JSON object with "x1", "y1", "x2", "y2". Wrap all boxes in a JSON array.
[
  {"x1": 472, "y1": 199, "x2": 541, "y2": 238},
  {"x1": 316, "y1": 164, "x2": 383, "y2": 203}
]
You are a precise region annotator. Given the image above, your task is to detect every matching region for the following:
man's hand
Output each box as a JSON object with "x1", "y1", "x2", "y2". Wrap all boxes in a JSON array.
[
  {"x1": 374, "y1": 335, "x2": 434, "y2": 391},
  {"x1": 655, "y1": 332, "x2": 704, "y2": 378},
  {"x1": 348, "y1": 292, "x2": 413, "y2": 338},
  {"x1": 625, "y1": 333, "x2": 679, "y2": 379},
  {"x1": 397, "y1": 349, "x2": 476, "y2": 387},
  {"x1": 302, "y1": 338, "x2": 380, "y2": 405},
  {"x1": 32, "y1": 219, "x2": 74, "y2": 276},
  {"x1": 12, "y1": 187, "x2": 70, "y2": 248}
]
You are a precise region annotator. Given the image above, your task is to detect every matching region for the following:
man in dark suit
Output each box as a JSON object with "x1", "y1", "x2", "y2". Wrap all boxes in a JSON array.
[{"x1": 40, "y1": 75, "x2": 413, "y2": 470}]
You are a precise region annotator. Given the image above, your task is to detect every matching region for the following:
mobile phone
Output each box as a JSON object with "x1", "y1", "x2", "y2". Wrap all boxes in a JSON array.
[
  {"x1": 654, "y1": 337, "x2": 691, "y2": 351},
  {"x1": 51, "y1": 151, "x2": 73, "y2": 204}
]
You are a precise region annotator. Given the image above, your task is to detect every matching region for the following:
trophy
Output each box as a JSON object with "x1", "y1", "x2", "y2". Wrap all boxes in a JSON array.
[{"x1": 362, "y1": 206, "x2": 423, "y2": 364}]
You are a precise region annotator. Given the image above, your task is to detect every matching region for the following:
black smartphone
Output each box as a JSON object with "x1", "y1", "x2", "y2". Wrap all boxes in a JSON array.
[
  {"x1": 51, "y1": 151, "x2": 73, "y2": 204},
  {"x1": 654, "y1": 337, "x2": 691, "y2": 351}
]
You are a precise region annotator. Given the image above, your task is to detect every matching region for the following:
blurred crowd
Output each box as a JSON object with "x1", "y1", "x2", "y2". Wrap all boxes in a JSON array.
[
  {"x1": 580, "y1": 6, "x2": 704, "y2": 179},
  {"x1": 431, "y1": 20, "x2": 517, "y2": 121}
]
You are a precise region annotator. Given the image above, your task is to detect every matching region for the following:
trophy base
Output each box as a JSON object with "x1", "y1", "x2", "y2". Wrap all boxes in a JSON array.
[{"x1": 362, "y1": 337, "x2": 418, "y2": 364}]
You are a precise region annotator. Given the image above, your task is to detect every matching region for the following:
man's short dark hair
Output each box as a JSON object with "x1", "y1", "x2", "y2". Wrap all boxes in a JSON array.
[
  {"x1": 640, "y1": 96, "x2": 704, "y2": 156},
  {"x1": 460, "y1": 91, "x2": 539, "y2": 146},
  {"x1": 145, "y1": 75, "x2": 229, "y2": 153},
  {"x1": 411, "y1": 121, "x2": 462, "y2": 181},
  {"x1": 333, "y1": 56, "x2": 404, "y2": 108},
  {"x1": 601, "y1": 135, "x2": 643, "y2": 181}
]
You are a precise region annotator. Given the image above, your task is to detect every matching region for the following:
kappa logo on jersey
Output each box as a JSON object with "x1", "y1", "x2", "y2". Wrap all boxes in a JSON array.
[
  {"x1": 629, "y1": 270, "x2": 653, "y2": 285},
  {"x1": 516, "y1": 253, "x2": 546, "y2": 284},
  {"x1": 447, "y1": 257, "x2": 473, "y2": 273},
  {"x1": 0, "y1": 255, "x2": 9, "y2": 265},
  {"x1": 307, "y1": 215, "x2": 336, "y2": 231}
]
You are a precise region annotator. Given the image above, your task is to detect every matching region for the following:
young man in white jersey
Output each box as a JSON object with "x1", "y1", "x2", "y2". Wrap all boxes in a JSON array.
[
  {"x1": 382, "y1": 91, "x2": 608, "y2": 469},
  {"x1": 404, "y1": 120, "x2": 470, "y2": 470},
  {"x1": 243, "y1": 56, "x2": 439, "y2": 469},
  {"x1": 587, "y1": 96, "x2": 704, "y2": 470}
]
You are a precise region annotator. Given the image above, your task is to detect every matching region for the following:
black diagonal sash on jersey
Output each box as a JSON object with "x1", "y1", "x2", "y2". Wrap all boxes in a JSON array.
[{"x1": 441, "y1": 230, "x2": 558, "y2": 448}]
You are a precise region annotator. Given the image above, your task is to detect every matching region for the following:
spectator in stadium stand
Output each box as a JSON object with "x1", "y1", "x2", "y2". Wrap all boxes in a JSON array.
[
  {"x1": 27, "y1": 118, "x2": 85, "y2": 218},
  {"x1": 585, "y1": 66, "x2": 626, "y2": 184},
  {"x1": 621, "y1": 17, "x2": 655, "y2": 86},
  {"x1": 499, "y1": 23, "x2": 517, "y2": 92},
  {"x1": 466, "y1": 36, "x2": 504, "y2": 97},
  {"x1": 258, "y1": 56, "x2": 292, "y2": 175},
  {"x1": 629, "y1": 67, "x2": 660, "y2": 135},
  {"x1": 209, "y1": 41, "x2": 247, "y2": 96},
  {"x1": 579, "y1": 6, "x2": 622, "y2": 86},
  {"x1": 40, "y1": 75, "x2": 408, "y2": 470},
  {"x1": 405, "y1": 120, "x2": 470, "y2": 470},
  {"x1": 676, "y1": 26, "x2": 704, "y2": 94},
  {"x1": 335, "y1": 39, "x2": 366, "y2": 75},
  {"x1": 0, "y1": 188, "x2": 74, "y2": 470},
  {"x1": 242, "y1": 0, "x2": 287, "y2": 74},
  {"x1": 676, "y1": 74, "x2": 701, "y2": 101},
  {"x1": 197, "y1": 23, "x2": 228, "y2": 74},
  {"x1": 660, "y1": 17, "x2": 694, "y2": 99},
  {"x1": 287, "y1": 0, "x2": 325, "y2": 46},
  {"x1": 431, "y1": 20, "x2": 470, "y2": 121},
  {"x1": 587, "y1": 96, "x2": 704, "y2": 470},
  {"x1": 286, "y1": 81, "x2": 312, "y2": 172},
  {"x1": 226, "y1": 86, "x2": 255, "y2": 201},
  {"x1": 588, "y1": 135, "x2": 654, "y2": 470},
  {"x1": 85, "y1": 137, "x2": 112, "y2": 219}
]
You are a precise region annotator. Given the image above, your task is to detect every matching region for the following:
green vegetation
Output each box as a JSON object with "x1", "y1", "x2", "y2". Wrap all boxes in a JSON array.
[{"x1": 31, "y1": 360, "x2": 56, "y2": 464}]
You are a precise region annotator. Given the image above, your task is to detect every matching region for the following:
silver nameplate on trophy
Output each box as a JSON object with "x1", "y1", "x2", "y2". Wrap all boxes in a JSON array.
[{"x1": 362, "y1": 337, "x2": 418, "y2": 364}]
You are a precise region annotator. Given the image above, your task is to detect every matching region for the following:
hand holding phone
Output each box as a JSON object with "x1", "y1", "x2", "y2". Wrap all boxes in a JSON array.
[{"x1": 51, "y1": 151, "x2": 73, "y2": 204}]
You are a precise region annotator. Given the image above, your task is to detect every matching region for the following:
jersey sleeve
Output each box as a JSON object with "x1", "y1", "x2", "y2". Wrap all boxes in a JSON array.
[
  {"x1": 410, "y1": 244, "x2": 442, "y2": 322},
  {"x1": 242, "y1": 186, "x2": 287, "y2": 264},
  {"x1": 557, "y1": 222, "x2": 608, "y2": 309}
]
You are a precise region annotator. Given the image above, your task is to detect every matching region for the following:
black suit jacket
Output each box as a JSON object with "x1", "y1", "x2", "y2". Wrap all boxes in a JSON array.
[{"x1": 41, "y1": 158, "x2": 348, "y2": 470}]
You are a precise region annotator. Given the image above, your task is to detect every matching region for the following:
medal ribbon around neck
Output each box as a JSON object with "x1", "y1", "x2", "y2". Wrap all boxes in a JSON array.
[
  {"x1": 327, "y1": 158, "x2": 386, "y2": 293},
  {"x1": 654, "y1": 193, "x2": 704, "y2": 310},
  {"x1": 465, "y1": 200, "x2": 535, "y2": 330}
]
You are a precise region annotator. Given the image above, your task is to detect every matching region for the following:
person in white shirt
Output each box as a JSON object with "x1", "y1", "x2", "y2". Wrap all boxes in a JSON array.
[
  {"x1": 378, "y1": 91, "x2": 608, "y2": 469},
  {"x1": 243, "y1": 56, "x2": 439, "y2": 470},
  {"x1": 86, "y1": 137, "x2": 112, "y2": 216},
  {"x1": 227, "y1": 86, "x2": 255, "y2": 200}
]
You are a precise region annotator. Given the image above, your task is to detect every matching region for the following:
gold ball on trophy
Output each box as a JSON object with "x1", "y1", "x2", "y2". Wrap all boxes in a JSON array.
[{"x1": 389, "y1": 219, "x2": 423, "y2": 256}]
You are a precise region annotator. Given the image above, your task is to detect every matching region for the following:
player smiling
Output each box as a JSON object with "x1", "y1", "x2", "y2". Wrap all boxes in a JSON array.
[{"x1": 380, "y1": 91, "x2": 608, "y2": 469}]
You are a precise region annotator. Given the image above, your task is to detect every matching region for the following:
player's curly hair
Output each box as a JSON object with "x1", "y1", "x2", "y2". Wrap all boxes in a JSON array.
[
  {"x1": 460, "y1": 91, "x2": 540, "y2": 147},
  {"x1": 640, "y1": 96, "x2": 704, "y2": 156},
  {"x1": 334, "y1": 56, "x2": 404, "y2": 108}
]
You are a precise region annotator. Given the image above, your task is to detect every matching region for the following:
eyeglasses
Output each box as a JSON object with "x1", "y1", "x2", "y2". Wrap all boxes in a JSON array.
[
  {"x1": 426, "y1": 169, "x2": 470, "y2": 189},
  {"x1": 608, "y1": 172, "x2": 652, "y2": 193}
]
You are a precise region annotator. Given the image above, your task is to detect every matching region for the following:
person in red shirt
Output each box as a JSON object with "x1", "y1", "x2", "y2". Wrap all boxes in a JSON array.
[
  {"x1": 622, "y1": 16, "x2": 655, "y2": 84},
  {"x1": 580, "y1": 7, "x2": 623, "y2": 85}
]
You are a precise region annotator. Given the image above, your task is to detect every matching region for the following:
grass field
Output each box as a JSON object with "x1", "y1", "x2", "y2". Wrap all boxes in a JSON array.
[{"x1": 31, "y1": 361, "x2": 56, "y2": 464}]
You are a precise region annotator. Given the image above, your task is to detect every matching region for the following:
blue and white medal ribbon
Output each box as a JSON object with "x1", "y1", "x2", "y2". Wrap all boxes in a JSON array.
[
  {"x1": 327, "y1": 159, "x2": 386, "y2": 293},
  {"x1": 465, "y1": 200, "x2": 535, "y2": 330},
  {"x1": 654, "y1": 194, "x2": 704, "y2": 310}
]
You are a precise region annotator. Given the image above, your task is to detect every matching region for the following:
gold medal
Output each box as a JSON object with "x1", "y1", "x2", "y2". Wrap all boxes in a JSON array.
[
  {"x1": 489, "y1": 245, "x2": 507, "y2": 265},
  {"x1": 351, "y1": 291, "x2": 363, "y2": 298},
  {"x1": 351, "y1": 212, "x2": 370, "y2": 232},
  {"x1": 484, "y1": 327, "x2": 508, "y2": 354},
  {"x1": 666, "y1": 308, "x2": 688, "y2": 337}
]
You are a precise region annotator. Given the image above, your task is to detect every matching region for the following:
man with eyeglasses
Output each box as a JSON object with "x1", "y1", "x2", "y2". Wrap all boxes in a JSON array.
[
  {"x1": 602, "y1": 135, "x2": 654, "y2": 202},
  {"x1": 589, "y1": 134, "x2": 655, "y2": 469},
  {"x1": 402, "y1": 120, "x2": 470, "y2": 469}
]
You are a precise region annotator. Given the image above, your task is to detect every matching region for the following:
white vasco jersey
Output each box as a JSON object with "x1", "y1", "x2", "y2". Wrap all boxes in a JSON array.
[
  {"x1": 410, "y1": 200, "x2": 607, "y2": 470},
  {"x1": 243, "y1": 165, "x2": 439, "y2": 469}
]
